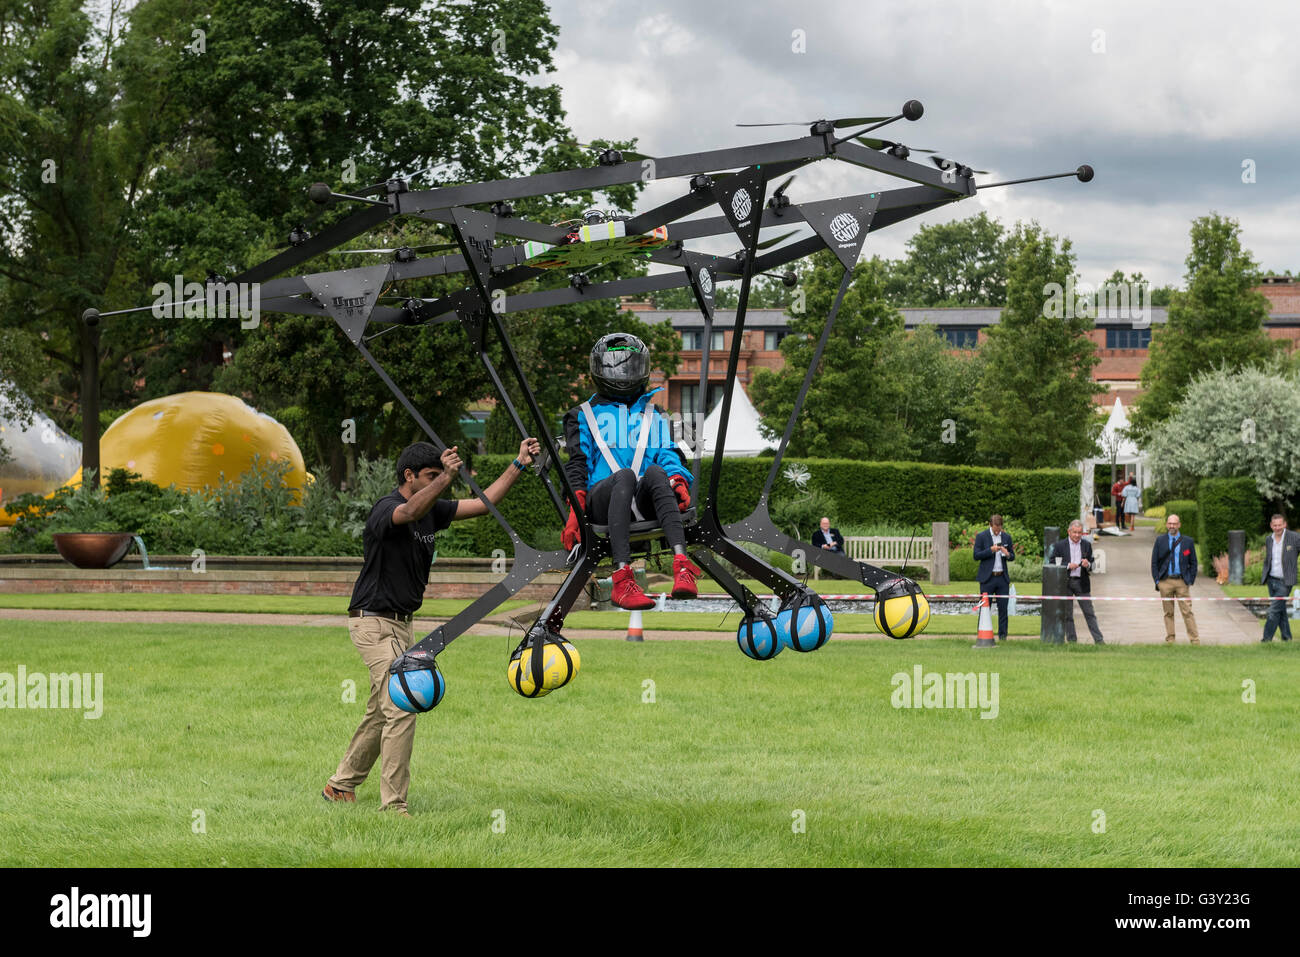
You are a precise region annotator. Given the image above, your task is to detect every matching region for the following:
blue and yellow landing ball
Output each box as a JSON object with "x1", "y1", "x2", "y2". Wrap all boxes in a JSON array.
[
  {"x1": 737, "y1": 615, "x2": 783, "y2": 660},
  {"x1": 388, "y1": 649, "x2": 446, "y2": 713},
  {"x1": 873, "y1": 581, "x2": 930, "y2": 639},
  {"x1": 776, "y1": 600, "x2": 834, "y2": 652},
  {"x1": 508, "y1": 632, "x2": 581, "y2": 698}
]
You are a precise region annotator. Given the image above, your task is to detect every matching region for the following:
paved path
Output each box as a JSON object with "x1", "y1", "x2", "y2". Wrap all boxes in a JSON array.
[{"x1": 1082, "y1": 525, "x2": 1260, "y2": 645}]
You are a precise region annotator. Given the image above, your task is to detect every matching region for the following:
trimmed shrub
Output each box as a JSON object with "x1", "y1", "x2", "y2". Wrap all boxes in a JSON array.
[
  {"x1": 1197, "y1": 477, "x2": 1265, "y2": 575},
  {"x1": 1162, "y1": 499, "x2": 1199, "y2": 546}
]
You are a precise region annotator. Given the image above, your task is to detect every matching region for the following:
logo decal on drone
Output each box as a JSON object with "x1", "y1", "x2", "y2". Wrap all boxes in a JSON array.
[
  {"x1": 731, "y1": 189, "x2": 753, "y2": 223},
  {"x1": 829, "y1": 213, "x2": 860, "y2": 245},
  {"x1": 699, "y1": 269, "x2": 713, "y2": 294}
]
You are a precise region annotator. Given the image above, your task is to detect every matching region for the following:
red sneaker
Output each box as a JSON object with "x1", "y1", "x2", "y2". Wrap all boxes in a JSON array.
[
  {"x1": 671, "y1": 554, "x2": 702, "y2": 599},
  {"x1": 611, "y1": 566, "x2": 656, "y2": 610}
]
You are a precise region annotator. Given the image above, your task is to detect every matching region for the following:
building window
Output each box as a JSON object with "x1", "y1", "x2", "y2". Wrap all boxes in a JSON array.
[
  {"x1": 679, "y1": 383, "x2": 726, "y2": 415},
  {"x1": 679, "y1": 330, "x2": 725, "y2": 351},
  {"x1": 1105, "y1": 328, "x2": 1152, "y2": 350},
  {"x1": 763, "y1": 329, "x2": 789, "y2": 351},
  {"x1": 937, "y1": 327, "x2": 979, "y2": 349}
]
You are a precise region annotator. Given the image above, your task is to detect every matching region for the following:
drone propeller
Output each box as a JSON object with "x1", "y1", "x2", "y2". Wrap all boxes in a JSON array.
[
  {"x1": 737, "y1": 115, "x2": 889, "y2": 129},
  {"x1": 561, "y1": 141, "x2": 654, "y2": 167},
  {"x1": 930, "y1": 156, "x2": 989, "y2": 177},
  {"x1": 766, "y1": 174, "x2": 798, "y2": 214},
  {"x1": 333, "y1": 243, "x2": 458, "y2": 261},
  {"x1": 854, "y1": 136, "x2": 938, "y2": 159},
  {"x1": 730, "y1": 229, "x2": 800, "y2": 259}
]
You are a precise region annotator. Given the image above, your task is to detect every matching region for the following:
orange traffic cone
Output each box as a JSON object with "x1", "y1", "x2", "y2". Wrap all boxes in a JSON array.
[
  {"x1": 973, "y1": 594, "x2": 996, "y2": 649},
  {"x1": 626, "y1": 608, "x2": 644, "y2": 642}
]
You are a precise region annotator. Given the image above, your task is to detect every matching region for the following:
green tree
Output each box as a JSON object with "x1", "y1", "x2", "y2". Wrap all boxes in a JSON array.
[
  {"x1": 1145, "y1": 365, "x2": 1300, "y2": 511},
  {"x1": 971, "y1": 222, "x2": 1103, "y2": 468},
  {"x1": 875, "y1": 324, "x2": 984, "y2": 464},
  {"x1": 890, "y1": 211, "x2": 1008, "y2": 306},
  {"x1": 749, "y1": 251, "x2": 904, "y2": 459},
  {"x1": 1129, "y1": 213, "x2": 1280, "y2": 441}
]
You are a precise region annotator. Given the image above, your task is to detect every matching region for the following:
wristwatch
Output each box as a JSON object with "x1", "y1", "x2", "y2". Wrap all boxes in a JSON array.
[{"x1": 512, "y1": 458, "x2": 526, "y2": 471}]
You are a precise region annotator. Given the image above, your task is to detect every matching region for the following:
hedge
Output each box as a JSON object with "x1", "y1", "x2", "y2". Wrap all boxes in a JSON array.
[
  {"x1": 459, "y1": 455, "x2": 1080, "y2": 556},
  {"x1": 1196, "y1": 477, "x2": 1265, "y2": 574}
]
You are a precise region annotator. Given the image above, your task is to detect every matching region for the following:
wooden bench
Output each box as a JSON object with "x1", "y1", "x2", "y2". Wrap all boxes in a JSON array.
[{"x1": 812, "y1": 536, "x2": 934, "y2": 579}]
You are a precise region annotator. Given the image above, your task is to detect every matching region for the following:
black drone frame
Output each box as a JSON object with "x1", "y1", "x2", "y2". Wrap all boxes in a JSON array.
[{"x1": 89, "y1": 100, "x2": 1092, "y2": 682}]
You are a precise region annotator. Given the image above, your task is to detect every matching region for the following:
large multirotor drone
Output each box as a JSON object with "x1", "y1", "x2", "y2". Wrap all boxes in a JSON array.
[{"x1": 89, "y1": 99, "x2": 1092, "y2": 702}]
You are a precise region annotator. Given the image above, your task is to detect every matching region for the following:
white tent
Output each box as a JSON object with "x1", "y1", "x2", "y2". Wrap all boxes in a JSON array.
[
  {"x1": 698, "y1": 384, "x2": 772, "y2": 458},
  {"x1": 1077, "y1": 396, "x2": 1148, "y2": 524}
]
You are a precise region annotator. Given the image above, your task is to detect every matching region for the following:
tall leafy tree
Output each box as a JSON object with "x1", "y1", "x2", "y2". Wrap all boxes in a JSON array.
[
  {"x1": 874, "y1": 324, "x2": 984, "y2": 465},
  {"x1": 749, "y1": 251, "x2": 904, "y2": 459},
  {"x1": 1129, "y1": 213, "x2": 1280, "y2": 442},
  {"x1": 971, "y1": 222, "x2": 1103, "y2": 468},
  {"x1": 890, "y1": 211, "x2": 1008, "y2": 306}
]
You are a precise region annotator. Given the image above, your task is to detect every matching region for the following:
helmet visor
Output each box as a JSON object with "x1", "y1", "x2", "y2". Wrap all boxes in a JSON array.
[{"x1": 590, "y1": 344, "x2": 649, "y2": 391}]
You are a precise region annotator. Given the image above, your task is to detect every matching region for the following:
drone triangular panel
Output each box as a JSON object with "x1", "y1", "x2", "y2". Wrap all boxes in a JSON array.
[
  {"x1": 302, "y1": 264, "x2": 393, "y2": 345},
  {"x1": 449, "y1": 206, "x2": 499, "y2": 297},
  {"x1": 686, "y1": 263, "x2": 716, "y2": 319},
  {"x1": 712, "y1": 167, "x2": 767, "y2": 253},
  {"x1": 798, "y1": 193, "x2": 881, "y2": 269}
]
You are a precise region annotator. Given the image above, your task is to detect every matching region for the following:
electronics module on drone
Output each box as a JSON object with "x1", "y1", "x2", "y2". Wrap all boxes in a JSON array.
[{"x1": 89, "y1": 99, "x2": 1092, "y2": 705}]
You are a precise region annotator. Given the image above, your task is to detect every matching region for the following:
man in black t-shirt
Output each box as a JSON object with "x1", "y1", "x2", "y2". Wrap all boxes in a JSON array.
[{"x1": 324, "y1": 436, "x2": 540, "y2": 815}]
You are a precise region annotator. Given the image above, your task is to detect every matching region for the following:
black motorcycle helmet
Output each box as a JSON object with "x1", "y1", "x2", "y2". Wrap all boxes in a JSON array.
[{"x1": 590, "y1": 332, "x2": 650, "y2": 402}]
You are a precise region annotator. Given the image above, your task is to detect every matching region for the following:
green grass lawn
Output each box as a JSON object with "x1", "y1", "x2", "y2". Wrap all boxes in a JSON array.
[{"x1": 1, "y1": 620, "x2": 1295, "y2": 866}]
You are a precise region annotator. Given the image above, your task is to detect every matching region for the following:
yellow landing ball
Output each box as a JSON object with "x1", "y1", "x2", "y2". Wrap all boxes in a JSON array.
[
  {"x1": 507, "y1": 640, "x2": 581, "y2": 698},
  {"x1": 874, "y1": 592, "x2": 931, "y2": 639}
]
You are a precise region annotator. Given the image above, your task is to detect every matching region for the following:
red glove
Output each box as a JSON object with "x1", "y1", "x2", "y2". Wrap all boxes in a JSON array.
[
  {"x1": 562, "y1": 489, "x2": 587, "y2": 550},
  {"x1": 669, "y1": 475, "x2": 691, "y2": 512}
]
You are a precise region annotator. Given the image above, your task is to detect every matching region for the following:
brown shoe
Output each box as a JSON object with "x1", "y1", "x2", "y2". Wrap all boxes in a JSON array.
[{"x1": 322, "y1": 784, "x2": 355, "y2": 803}]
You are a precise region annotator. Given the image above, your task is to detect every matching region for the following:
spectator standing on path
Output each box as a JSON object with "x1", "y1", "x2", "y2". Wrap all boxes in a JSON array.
[
  {"x1": 1111, "y1": 475, "x2": 1128, "y2": 529},
  {"x1": 811, "y1": 517, "x2": 845, "y2": 554},
  {"x1": 1048, "y1": 519, "x2": 1105, "y2": 644},
  {"x1": 1261, "y1": 513, "x2": 1300, "y2": 642},
  {"x1": 1121, "y1": 477, "x2": 1142, "y2": 529},
  {"x1": 974, "y1": 514, "x2": 1015, "y2": 642},
  {"x1": 1150, "y1": 512, "x2": 1199, "y2": 645}
]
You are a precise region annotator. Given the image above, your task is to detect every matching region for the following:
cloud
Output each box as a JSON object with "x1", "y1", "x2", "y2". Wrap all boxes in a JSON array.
[{"x1": 545, "y1": 0, "x2": 1300, "y2": 285}]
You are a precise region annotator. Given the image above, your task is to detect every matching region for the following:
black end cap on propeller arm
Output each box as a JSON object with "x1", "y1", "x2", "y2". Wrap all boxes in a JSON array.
[
  {"x1": 82, "y1": 308, "x2": 100, "y2": 327},
  {"x1": 902, "y1": 99, "x2": 924, "y2": 121},
  {"x1": 1076, "y1": 164, "x2": 1095, "y2": 183},
  {"x1": 307, "y1": 182, "x2": 332, "y2": 204}
]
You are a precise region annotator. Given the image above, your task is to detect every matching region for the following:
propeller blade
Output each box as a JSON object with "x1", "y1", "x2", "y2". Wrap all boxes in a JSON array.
[
  {"x1": 755, "y1": 229, "x2": 798, "y2": 250},
  {"x1": 771, "y1": 173, "x2": 797, "y2": 197},
  {"x1": 831, "y1": 115, "x2": 890, "y2": 128}
]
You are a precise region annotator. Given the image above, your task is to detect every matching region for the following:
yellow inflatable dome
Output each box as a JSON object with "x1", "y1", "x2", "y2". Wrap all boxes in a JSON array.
[
  {"x1": 0, "y1": 391, "x2": 83, "y2": 525},
  {"x1": 101, "y1": 392, "x2": 307, "y2": 493}
]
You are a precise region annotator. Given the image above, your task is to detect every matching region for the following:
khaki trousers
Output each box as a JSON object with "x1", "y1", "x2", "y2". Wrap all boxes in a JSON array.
[
  {"x1": 328, "y1": 616, "x2": 417, "y2": 811},
  {"x1": 1157, "y1": 578, "x2": 1200, "y2": 644}
]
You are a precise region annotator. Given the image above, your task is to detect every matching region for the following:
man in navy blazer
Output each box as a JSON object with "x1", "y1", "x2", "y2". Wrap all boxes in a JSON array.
[
  {"x1": 1150, "y1": 512, "x2": 1199, "y2": 645},
  {"x1": 974, "y1": 514, "x2": 1015, "y2": 641}
]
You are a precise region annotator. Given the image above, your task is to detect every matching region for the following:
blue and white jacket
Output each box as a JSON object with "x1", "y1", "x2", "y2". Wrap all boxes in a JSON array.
[{"x1": 562, "y1": 388, "x2": 691, "y2": 492}]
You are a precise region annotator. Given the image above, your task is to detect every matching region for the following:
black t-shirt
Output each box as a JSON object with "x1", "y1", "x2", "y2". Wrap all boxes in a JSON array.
[{"x1": 348, "y1": 490, "x2": 457, "y2": 615}]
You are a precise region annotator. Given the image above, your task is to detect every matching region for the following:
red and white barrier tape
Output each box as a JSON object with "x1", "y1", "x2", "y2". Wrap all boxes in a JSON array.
[{"x1": 686, "y1": 592, "x2": 1292, "y2": 603}]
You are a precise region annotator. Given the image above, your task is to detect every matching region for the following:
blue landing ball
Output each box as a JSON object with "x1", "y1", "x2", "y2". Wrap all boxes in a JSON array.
[
  {"x1": 776, "y1": 604, "x2": 835, "y2": 652},
  {"x1": 737, "y1": 616, "x2": 784, "y2": 660},
  {"x1": 388, "y1": 662, "x2": 446, "y2": 714}
]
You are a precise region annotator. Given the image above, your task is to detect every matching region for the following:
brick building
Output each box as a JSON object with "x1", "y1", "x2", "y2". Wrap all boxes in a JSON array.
[{"x1": 628, "y1": 276, "x2": 1300, "y2": 415}]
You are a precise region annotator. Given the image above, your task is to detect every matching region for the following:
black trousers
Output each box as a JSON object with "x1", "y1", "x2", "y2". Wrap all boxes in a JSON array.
[
  {"x1": 587, "y1": 465, "x2": 684, "y2": 566},
  {"x1": 982, "y1": 574, "x2": 1009, "y2": 639},
  {"x1": 1065, "y1": 576, "x2": 1104, "y2": 642},
  {"x1": 1262, "y1": 578, "x2": 1293, "y2": 641}
]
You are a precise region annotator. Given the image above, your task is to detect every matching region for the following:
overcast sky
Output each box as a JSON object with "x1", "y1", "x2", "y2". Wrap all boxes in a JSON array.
[{"x1": 543, "y1": 0, "x2": 1299, "y2": 289}]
